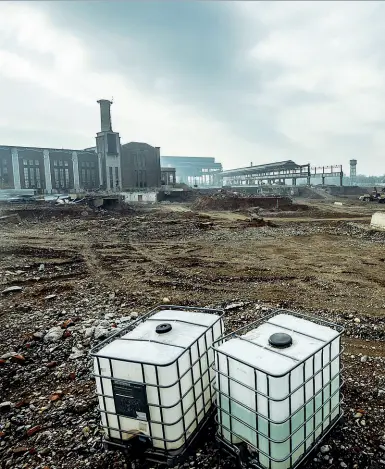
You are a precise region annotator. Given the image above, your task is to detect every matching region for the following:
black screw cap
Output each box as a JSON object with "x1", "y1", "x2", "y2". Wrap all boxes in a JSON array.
[
  {"x1": 268, "y1": 332, "x2": 292, "y2": 348},
  {"x1": 156, "y1": 323, "x2": 172, "y2": 334}
]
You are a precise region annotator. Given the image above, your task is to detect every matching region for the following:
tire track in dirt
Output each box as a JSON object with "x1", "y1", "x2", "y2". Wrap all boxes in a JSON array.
[{"x1": 343, "y1": 337, "x2": 385, "y2": 357}]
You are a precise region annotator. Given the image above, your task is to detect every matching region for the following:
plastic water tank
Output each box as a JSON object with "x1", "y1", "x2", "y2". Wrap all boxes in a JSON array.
[
  {"x1": 93, "y1": 307, "x2": 224, "y2": 452},
  {"x1": 213, "y1": 312, "x2": 343, "y2": 469}
]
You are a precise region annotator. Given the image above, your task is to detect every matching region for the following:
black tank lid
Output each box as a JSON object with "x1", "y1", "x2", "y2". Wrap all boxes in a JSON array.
[
  {"x1": 268, "y1": 332, "x2": 292, "y2": 349},
  {"x1": 156, "y1": 323, "x2": 172, "y2": 334}
]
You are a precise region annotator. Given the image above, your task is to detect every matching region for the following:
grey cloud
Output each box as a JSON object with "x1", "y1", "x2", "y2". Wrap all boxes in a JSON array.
[
  {"x1": 41, "y1": 2, "x2": 294, "y2": 153},
  {"x1": 7, "y1": 1, "x2": 385, "y2": 173}
]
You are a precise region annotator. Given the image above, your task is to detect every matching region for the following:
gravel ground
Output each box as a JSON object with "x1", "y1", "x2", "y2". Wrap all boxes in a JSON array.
[{"x1": 0, "y1": 204, "x2": 384, "y2": 469}]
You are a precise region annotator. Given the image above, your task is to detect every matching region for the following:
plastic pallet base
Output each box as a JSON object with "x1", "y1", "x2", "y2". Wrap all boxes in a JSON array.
[{"x1": 103, "y1": 409, "x2": 216, "y2": 468}]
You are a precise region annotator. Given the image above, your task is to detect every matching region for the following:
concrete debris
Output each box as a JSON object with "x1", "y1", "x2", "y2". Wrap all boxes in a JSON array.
[
  {"x1": 32, "y1": 331, "x2": 44, "y2": 341},
  {"x1": 118, "y1": 316, "x2": 132, "y2": 323},
  {"x1": 196, "y1": 221, "x2": 215, "y2": 229},
  {"x1": 1, "y1": 352, "x2": 18, "y2": 360},
  {"x1": 93, "y1": 326, "x2": 112, "y2": 341},
  {"x1": 225, "y1": 302, "x2": 245, "y2": 311},
  {"x1": 2, "y1": 286, "x2": 22, "y2": 294},
  {"x1": 43, "y1": 327, "x2": 63, "y2": 343},
  {"x1": 0, "y1": 402, "x2": 12, "y2": 411},
  {"x1": 44, "y1": 294, "x2": 57, "y2": 301},
  {"x1": 84, "y1": 327, "x2": 95, "y2": 338},
  {"x1": 69, "y1": 346, "x2": 85, "y2": 360}
]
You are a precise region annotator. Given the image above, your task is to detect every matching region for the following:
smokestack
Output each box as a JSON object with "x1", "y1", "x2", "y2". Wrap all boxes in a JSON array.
[
  {"x1": 97, "y1": 99, "x2": 112, "y2": 132},
  {"x1": 349, "y1": 159, "x2": 357, "y2": 186},
  {"x1": 349, "y1": 159, "x2": 357, "y2": 176}
]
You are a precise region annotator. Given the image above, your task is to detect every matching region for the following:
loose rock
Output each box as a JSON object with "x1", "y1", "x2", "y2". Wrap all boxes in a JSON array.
[
  {"x1": 44, "y1": 326, "x2": 63, "y2": 343},
  {"x1": 0, "y1": 402, "x2": 12, "y2": 412},
  {"x1": 2, "y1": 286, "x2": 22, "y2": 294}
]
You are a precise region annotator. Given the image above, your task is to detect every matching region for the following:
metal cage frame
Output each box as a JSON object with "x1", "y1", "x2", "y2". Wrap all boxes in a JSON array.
[
  {"x1": 212, "y1": 308, "x2": 344, "y2": 469},
  {"x1": 91, "y1": 304, "x2": 224, "y2": 466}
]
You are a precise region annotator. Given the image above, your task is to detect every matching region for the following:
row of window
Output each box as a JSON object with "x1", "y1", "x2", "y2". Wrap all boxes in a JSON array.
[
  {"x1": 2, "y1": 157, "x2": 168, "y2": 189},
  {"x1": 24, "y1": 166, "x2": 42, "y2": 189},
  {"x1": 135, "y1": 170, "x2": 147, "y2": 188},
  {"x1": 81, "y1": 168, "x2": 97, "y2": 187},
  {"x1": 108, "y1": 166, "x2": 119, "y2": 189},
  {"x1": 24, "y1": 159, "x2": 40, "y2": 167},
  {"x1": 53, "y1": 160, "x2": 69, "y2": 167},
  {"x1": 21, "y1": 159, "x2": 97, "y2": 190},
  {"x1": 80, "y1": 161, "x2": 96, "y2": 169},
  {"x1": 22, "y1": 159, "x2": 96, "y2": 168},
  {"x1": 0, "y1": 158, "x2": 9, "y2": 184},
  {"x1": 201, "y1": 168, "x2": 220, "y2": 173},
  {"x1": 53, "y1": 167, "x2": 70, "y2": 189},
  {"x1": 129, "y1": 151, "x2": 147, "y2": 170}
]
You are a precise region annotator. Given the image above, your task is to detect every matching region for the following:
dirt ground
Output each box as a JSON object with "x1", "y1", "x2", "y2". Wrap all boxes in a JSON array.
[{"x1": 0, "y1": 199, "x2": 384, "y2": 469}]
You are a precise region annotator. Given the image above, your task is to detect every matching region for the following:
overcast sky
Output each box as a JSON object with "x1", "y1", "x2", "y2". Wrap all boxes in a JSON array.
[{"x1": 0, "y1": 1, "x2": 384, "y2": 174}]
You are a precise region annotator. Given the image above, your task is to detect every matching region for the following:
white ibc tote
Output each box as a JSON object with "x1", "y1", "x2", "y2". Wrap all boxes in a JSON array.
[
  {"x1": 213, "y1": 311, "x2": 344, "y2": 469},
  {"x1": 92, "y1": 306, "x2": 224, "y2": 454}
]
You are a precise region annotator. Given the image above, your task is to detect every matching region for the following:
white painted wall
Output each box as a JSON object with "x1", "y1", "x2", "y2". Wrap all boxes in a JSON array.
[
  {"x1": 11, "y1": 148, "x2": 21, "y2": 190},
  {"x1": 121, "y1": 191, "x2": 158, "y2": 203},
  {"x1": 72, "y1": 152, "x2": 80, "y2": 191},
  {"x1": 370, "y1": 212, "x2": 385, "y2": 230},
  {"x1": 43, "y1": 149, "x2": 52, "y2": 194}
]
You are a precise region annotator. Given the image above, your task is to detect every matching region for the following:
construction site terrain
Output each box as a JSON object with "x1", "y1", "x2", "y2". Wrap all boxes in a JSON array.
[{"x1": 0, "y1": 194, "x2": 384, "y2": 469}]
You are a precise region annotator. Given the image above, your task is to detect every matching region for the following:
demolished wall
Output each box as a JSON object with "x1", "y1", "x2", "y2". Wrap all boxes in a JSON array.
[{"x1": 192, "y1": 193, "x2": 293, "y2": 211}]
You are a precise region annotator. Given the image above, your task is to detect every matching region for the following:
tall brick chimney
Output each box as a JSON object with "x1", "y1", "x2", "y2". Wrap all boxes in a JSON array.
[{"x1": 97, "y1": 99, "x2": 112, "y2": 132}]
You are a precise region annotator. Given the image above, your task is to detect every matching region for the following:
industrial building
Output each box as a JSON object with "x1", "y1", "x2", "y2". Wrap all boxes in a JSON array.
[
  {"x1": 219, "y1": 160, "x2": 344, "y2": 187},
  {"x1": 161, "y1": 167, "x2": 176, "y2": 185},
  {"x1": 120, "y1": 142, "x2": 161, "y2": 189},
  {"x1": 160, "y1": 156, "x2": 222, "y2": 186},
  {"x1": 0, "y1": 145, "x2": 99, "y2": 193},
  {"x1": 0, "y1": 100, "x2": 161, "y2": 194}
]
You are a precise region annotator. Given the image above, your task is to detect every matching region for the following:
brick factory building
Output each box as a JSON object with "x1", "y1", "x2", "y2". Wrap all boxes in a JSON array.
[{"x1": 0, "y1": 100, "x2": 161, "y2": 194}]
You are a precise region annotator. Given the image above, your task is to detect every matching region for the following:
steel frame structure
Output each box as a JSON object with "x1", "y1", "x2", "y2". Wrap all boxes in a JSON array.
[{"x1": 218, "y1": 161, "x2": 343, "y2": 187}]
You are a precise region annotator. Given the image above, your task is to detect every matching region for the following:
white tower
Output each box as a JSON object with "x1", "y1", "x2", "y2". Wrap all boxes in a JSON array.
[{"x1": 349, "y1": 159, "x2": 357, "y2": 186}]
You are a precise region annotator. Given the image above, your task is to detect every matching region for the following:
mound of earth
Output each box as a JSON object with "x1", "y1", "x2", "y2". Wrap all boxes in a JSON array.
[{"x1": 192, "y1": 193, "x2": 293, "y2": 211}]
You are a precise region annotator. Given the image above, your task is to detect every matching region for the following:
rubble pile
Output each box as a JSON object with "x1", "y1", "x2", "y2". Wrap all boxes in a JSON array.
[
  {"x1": 0, "y1": 287, "x2": 144, "y2": 468},
  {"x1": 192, "y1": 192, "x2": 293, "y2": 212},
  {"x1": 0, "y1": 200, "x2": 134, "y2": 223}
]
